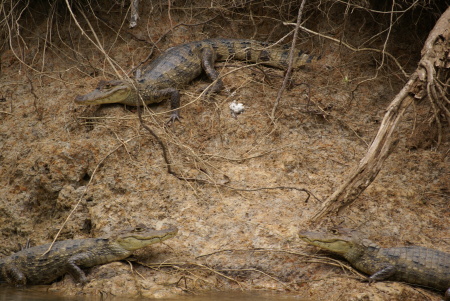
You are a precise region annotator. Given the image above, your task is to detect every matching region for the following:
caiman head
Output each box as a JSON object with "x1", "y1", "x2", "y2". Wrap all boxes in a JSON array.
[
  {"x1": 299, "y1": 229, "x2": 375, "y2": 261},
  {"x1": 111, "y1": 224, "x2": 178, "y2": 251},
  {"x1": 299, "y1": 230, "x2": 356, "y2": 255},
  {"x1": 75, "y1": 79, "x2": 137, "y2": 105}
]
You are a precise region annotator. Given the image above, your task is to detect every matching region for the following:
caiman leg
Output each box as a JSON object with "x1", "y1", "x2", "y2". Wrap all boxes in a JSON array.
[
  {"x1": 367, "y1": 265, "x2": 396, "y2": 283},
  {"x1": 3, "y1": 265, "x2": 26, "y2": 286},
  {"x1": 143, "y1": 88, "x2": 181, "y2": 123},
  {"x1": 200, "y1": 47, "x2": 224, "y2": 94},
  {"x1": 67, "y1": 252, "x2": 91, "y2": 284}
]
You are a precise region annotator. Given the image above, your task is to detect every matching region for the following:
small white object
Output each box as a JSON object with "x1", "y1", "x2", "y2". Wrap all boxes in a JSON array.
[{"x1": 229, "y1": 100, "x2": 245, "y2": 118}]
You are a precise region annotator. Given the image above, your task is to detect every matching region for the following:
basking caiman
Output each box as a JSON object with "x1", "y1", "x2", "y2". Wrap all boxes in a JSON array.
[
  {"x1": 0, "y1": 224, "x2": 178, "y2": 285},
  {"x1": 299, "y1": 230, "x2": 450, "y2": 300},
  {"x1": 74, "y1": 38, "x2": 316, "y2": 122}
]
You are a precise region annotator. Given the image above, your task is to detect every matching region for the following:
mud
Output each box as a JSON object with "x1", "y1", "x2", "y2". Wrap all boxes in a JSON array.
[{"x1": 0, "y1": 1, "x2": 448, "y2": 300}]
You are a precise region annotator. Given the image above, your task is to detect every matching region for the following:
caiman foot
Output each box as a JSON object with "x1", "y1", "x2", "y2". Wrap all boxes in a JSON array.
[{"x1": 166, "y1": 112, "x2": 182, "y2": 126}]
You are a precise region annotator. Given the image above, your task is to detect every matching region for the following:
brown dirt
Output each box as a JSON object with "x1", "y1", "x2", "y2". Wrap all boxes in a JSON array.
[{"x1": 0, "y1": 1, "x2": 448, "y2": 300}]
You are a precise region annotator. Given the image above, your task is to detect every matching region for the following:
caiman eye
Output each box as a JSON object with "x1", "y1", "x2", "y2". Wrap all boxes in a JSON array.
[{"x1": 134, "y1": 224, "x2": 147, "y2": 232}]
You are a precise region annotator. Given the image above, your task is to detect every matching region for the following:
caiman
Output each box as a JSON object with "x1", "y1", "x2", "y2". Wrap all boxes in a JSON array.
[
  {"x1": 299, "y1": 230, "x2": 450, "y2": 300},
  {"x1": 0, "y1": 224, "x2": 178, "y2": 285},
  {"x1": 74, "y1": 38, "x2": 316, "y2": 122}
]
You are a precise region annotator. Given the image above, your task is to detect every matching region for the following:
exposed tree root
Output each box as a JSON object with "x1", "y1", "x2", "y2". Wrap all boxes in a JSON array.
[{"x1": 311, "y1": 7, "x2": 450, "y2": 223}]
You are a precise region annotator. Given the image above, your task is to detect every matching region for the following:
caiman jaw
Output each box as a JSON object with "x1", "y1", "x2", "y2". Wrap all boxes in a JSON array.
[
  {"x1": 299, "y1": 231, "x2": 354, "y2": 255},
  {"x1": 115, "y1": 225, "x2": 178, "y2": 251},
  {"x1": 75, "y1": 79, "x2": 133, "y2": 105}
]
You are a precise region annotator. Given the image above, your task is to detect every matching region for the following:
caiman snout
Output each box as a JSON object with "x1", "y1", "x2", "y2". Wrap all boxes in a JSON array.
[
  {"x1": 74, "y1": 94, "x2": 88, "y2": 103},
  {"x1": 74, "y1": 89, "x2": 104, "y2": 104},
  {"x1": 74, "y1": 80, "x2": 133, "y2": 105}
]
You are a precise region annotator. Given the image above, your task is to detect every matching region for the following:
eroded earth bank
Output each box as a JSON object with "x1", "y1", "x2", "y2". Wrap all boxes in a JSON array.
[{"x1": 0, "y1": 1, "x2": 448, "y2": 300}]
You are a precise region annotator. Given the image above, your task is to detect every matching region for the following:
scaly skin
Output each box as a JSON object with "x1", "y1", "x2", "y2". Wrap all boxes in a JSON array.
[
  {"x1": 75, "y1": 38, "x2": 317, "y2": 122},
  {"x1": 299, "y1": 230, "x2": 450, "y2": 299},
  {"x1": 0, "y1": 225, "x2": 178, "y2": 285}
]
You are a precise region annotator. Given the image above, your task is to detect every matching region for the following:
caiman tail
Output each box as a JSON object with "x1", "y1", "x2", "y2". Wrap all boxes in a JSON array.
[{"x1": 201, "y1": 38, "x2": 316, "y2": 69}]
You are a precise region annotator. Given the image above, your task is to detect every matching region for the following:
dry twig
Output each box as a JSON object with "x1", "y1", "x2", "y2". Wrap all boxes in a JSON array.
[{"x1": 271, "y1": 0, "x2": 307, "y2": 122}]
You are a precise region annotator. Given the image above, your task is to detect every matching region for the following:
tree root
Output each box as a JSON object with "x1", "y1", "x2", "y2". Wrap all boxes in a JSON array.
[{"x1": 310, "y1": 7, "x2": 450, "y2": 223}]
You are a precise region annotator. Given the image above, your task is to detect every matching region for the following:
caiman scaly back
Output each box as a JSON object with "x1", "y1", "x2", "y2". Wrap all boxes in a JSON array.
[
  {"x1": 75, "y1": 38, "x2": 317, "y2": 122},
  {"x1": 0, "y1": 225, "x2": 178, "y2": 285},
  {"x1": 299, "y1": 230, "x2": 450, "y2": 300}
]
